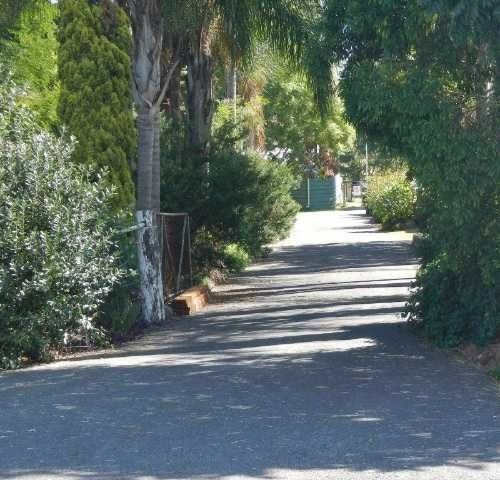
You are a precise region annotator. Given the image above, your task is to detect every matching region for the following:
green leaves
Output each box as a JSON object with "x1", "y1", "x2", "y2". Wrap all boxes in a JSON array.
[
  {"x1": 160, "y1": 144, "x2": 299, "y2": 278},
  {"x1": 263, "y1": 65, "x2": 355, "y2": 173},
  {"x1": 312, "y1": 0, "x2": 500, "y2": 346},
  {"x1": 0, "y1": 0, "x2": 59, "y2": 127},
  {"x1": 0, "y1": 83, "x2": 124, "y2": 369},
  {"x1": 364, "y1": 169, "x2": 416, "y2": 229},
  {"x1": 57, "y1": 0, "x2": 136, "y2": 211}
]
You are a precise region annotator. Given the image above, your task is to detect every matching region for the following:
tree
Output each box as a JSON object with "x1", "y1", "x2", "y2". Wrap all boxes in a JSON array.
[
  {"x1": 264, "y1": 65, "x2": 355, "y2": 175},
  {"x1": 115, "y1": 0, "x2": 313, "y2": 324},
  {"x1": 160, "y1": 0, "x2": 316, "y2": 160},
  {"x1": 1, "y1": 0, "x2": 59, "y2": 127},
  {"x1": 118, "y1": 0, "x2": 179, "y2": 324},
  {"x1": 58, "y1": 0, "x2": 136, "y2": 211},
  {"x1": 0, "y1": 1, "x2": 34, "y2": 40},
  {"x1": 313, "y1": 0, "x2": 499, "y2": 346}
]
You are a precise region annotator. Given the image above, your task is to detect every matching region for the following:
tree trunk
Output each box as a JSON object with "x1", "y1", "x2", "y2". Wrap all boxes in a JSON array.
[
  {"x1": 135, "y1": 208, "x2": 164, "y2": 325},
  {"x1": 166, "y1": 65, "x2": 185, "y2": 125},
  {"x1": 186, "y1": 28, "x2": 214, "y2": 161},
  {"x1": 151, "y1": 108, "x2": 161, "y2": 211},
  {"x1": 495, "y1": 43, "x2": 500, "y2": 141},
  {"x1": 128, "y1": 0, "x2": 166, "y2": 325},
  {"x1": 224, "y1": 65, "x2": 237, "y2": 122}
]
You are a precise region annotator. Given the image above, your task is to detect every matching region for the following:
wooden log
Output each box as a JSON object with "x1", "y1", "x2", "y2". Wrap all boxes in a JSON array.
[{"x1": 171, "y1": 286, "x2": 210, "y2": 316}]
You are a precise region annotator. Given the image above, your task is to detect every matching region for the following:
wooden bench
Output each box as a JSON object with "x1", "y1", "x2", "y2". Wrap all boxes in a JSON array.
[{"x1": 171, "y1": 286, "x2": 210, "y2": 316}]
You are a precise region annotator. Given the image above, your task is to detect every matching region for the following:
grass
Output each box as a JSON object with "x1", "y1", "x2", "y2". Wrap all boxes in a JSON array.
[{"x1": 488, "y1": 368, "x2": 500, "y2": 382}]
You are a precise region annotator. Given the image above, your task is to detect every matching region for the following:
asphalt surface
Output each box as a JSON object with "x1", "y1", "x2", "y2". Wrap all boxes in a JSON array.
[{"x1": 1, "y1": 208, "x2": 499, "y2": 480}]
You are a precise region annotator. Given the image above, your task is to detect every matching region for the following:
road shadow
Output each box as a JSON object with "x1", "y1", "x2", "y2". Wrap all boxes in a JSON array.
[
  {"x1": 0, "y1": 209, "x2": 498, "y2": 480},
  {"x1": 1, "y1": 317, "x2": 499, "y2": 480}
]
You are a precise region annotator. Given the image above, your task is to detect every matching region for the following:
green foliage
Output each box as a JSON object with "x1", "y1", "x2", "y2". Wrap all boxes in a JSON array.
[
  {"x1": 98, "y1": 277, "x2": 140, "y2": 338},
  {"x1": 489, "y1": 368, "x2": 500, "y2": 381},
  {"x1": 0, "y1": 0, "x2": 59, "y2": 127},
  {"x1": 0, "y1": 82, "x2": 124, "y2": 369},
  {"x1": 57, "y1": 0, "x2": 135, "y2": 211},
  {"x1": 223, "y1": 244, "x2": 251, "y2": 273},
  {"x1": 161, "y1": 0, "x2": 316, "y2": 65},
  {"x1": 97, "y1": 230, "x2": 140, "y2": 338},
  {"x1": 317, "y1": 0, "x2": 500, "y2": 346},
  {"x1": 339, "y1": 140, "x2": 405, "y2": 182},
  {"x1": 406, "y1": 125, "x2": 500, "y2": 347},
  {"x1": 264, "y1": 66, "x2": 355, "y2": 174},
  {"x1": 161, "y1": 137, "x2": 299, "y2": 277},
  {"x1": 211, "y1": 101, "x2": 247, "y2": 151},
  {"x1": 364, "y1": 169, "x2": 416, "y2": 229}
]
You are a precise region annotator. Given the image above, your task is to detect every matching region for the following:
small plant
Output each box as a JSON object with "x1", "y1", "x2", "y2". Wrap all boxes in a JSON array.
[
  {"x1": 364, "y1": 169, "x2": 416, "y2": 229},
  {"x1": 223, "y1": 243, "x2": 251, "y2": 273}
]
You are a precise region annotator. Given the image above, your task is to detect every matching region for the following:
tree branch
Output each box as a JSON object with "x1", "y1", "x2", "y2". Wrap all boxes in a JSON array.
[{"x1": 154, "y1": 58, "x2": 181, "y2": 110}]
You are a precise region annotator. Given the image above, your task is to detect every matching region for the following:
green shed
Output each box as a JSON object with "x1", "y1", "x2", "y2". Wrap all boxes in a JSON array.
[{"x1": 293, "y1": 177, "x2": 337, "y2": 211}]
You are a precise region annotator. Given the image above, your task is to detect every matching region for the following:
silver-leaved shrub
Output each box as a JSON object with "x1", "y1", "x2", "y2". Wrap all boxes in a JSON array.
[{"x1": 0, "y1": 82, "x2": 124, "y2": 368}]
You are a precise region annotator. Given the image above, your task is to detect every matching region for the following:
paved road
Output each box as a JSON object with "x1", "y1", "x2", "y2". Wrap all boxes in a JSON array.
[{"x1": 1, "y1": 209, "x2": 499, "y2": 480}]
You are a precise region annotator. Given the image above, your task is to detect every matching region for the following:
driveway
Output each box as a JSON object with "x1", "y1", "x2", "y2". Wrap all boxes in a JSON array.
[{"x1": 1, "y1": 208, "x2": 499, "y2": 480}]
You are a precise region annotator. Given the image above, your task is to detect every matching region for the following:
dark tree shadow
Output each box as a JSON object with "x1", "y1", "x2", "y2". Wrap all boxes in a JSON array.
[{"x1": 1, "y1": 318, "x2": 499, "y2": 480}]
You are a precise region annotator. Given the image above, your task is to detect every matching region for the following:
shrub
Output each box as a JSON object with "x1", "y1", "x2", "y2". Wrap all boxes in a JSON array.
[
  {"x1": 207, "y1": 150, "x2": 300, "y2": 255},
  {"x1": 364, "y1": 169, "x2": 416, "y2": 229},
  {"x1": 161, "y1": 146, "x2": 299, "y2": 278},
  {"x1": 0, "y1": 88, "x2": 123, "y2": 369},
  {"x1": 406, "y1": 125, "x2": 500, "y2": 347},
  {"x1": 223, "y1": 244, "x2": 251, "y2": 273},
  {"x1": 97, "y1": 233, "x2": 140, "y2": 339}
]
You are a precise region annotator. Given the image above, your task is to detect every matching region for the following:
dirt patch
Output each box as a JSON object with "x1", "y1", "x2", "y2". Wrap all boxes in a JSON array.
[{"x1": 459, "y1": 340, "x2": 500, "y2": 380}]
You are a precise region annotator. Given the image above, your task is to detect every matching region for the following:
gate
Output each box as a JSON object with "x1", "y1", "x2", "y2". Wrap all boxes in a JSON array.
[
  {"x1": 158, "y1": 213, "x2": 193, "y2": 300},
  {"x1": 293, "y1": 177, "x2": 337, "y2": 211}
]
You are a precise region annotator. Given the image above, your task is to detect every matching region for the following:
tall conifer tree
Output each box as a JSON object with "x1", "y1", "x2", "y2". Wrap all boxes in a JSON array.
[{"x1": 58, "y1": 0, "x2": 135, "y2": 210}]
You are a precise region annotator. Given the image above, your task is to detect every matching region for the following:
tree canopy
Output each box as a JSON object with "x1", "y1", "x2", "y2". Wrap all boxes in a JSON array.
[{"x1": 311, "y1": 0, "x2": 499, "y2": 346}]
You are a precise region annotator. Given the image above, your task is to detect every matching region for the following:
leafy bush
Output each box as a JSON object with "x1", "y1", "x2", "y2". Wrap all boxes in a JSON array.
[
  {"x1": 97, "y1": 233, "x2": 140, "y2": 339},
  {"x1": 223, "y1": 244, "x2": 251, "y2": 273},
  {"x1": 207, "y1": 150, "x2": 300, "y2": 256},
  {"x1": 307, "y1": 0, "x2": 499, "y2": 348},
  {"x1": 364, "y1": 169, "x2": 416, "y2": 229},
  {"x1": 406, "y1": 125, "x2": 500, "y2": 347},
  {"x1": 161, "y1": 145, "x2": 299, "y2": 278},
  {"x1": 0, "y1": 87, "x2": 123, "y2": 368}
]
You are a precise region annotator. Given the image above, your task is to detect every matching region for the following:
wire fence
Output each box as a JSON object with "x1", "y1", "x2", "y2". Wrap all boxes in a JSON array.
[
  {"x1": 158, "y1": 213, "x2": 193, "y2": 301},
  {"x1": 116, "y1": 212, "x2": 193, "y2": 302}
]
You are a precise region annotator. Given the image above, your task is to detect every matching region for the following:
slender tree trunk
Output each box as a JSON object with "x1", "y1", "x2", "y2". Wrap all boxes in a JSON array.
[
  {"x1": 224, "y1": 65, "x2": 237, "y2": 122},
  {"x1": 151, "y1": 109, "x2": 161, "y2": 210},
  {"x1": 128, "y1": 0, "x2": 166, "y2": 324},
  {"x1": 186, "y1": 28, "x2": 214, "y2": 161},
  {"x1": 495, "y1": 43, "x2": 500, "y2": 141},
  {"x1": 166, "y1": 66, "x2": 184, "y2": 125}
]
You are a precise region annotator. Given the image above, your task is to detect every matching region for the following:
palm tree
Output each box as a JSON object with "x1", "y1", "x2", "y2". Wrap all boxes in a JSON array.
[
  {"x1": 119, "y1": 0, "x2": 179, "y2": 324},
  {"x1": 119, "y1": 0, "x2": 313, "y2": 324},
  {"x1": 161, "y1": 0, "x2": 314, "y2": 157}
]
